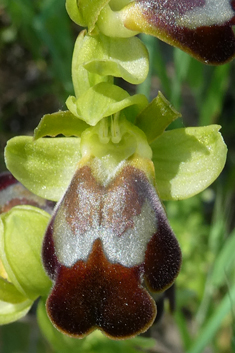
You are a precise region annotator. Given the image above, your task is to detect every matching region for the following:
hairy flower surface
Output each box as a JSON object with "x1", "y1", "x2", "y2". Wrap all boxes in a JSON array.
[{"x1": 42, "y1": 156, "x2": 181, "y2": 339}]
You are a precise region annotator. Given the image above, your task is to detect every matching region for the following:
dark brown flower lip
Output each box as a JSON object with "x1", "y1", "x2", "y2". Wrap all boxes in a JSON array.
[
  {"x1": 124, "y1": 0, "x2": 235, "y2": 64},
  {"x1": 42, "y1": 159, "x2": 181, "y2": 338}
]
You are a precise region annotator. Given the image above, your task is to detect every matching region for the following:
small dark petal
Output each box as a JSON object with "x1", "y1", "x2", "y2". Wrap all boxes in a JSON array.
[{"x1": 0, "y1": 172, "x2": 55, "y2": 214}]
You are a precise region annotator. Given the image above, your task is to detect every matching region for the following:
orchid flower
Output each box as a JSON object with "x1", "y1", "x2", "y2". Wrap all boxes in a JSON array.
[
  {"x1": 0, "y1": 0, "x2": 231, "y2": 341},
  {"x1": 67, "y1": 0, "x2": 235, "y2": 64}
]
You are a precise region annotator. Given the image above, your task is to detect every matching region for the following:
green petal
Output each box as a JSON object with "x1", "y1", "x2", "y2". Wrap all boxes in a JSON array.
[
  {"x1": 151, "y1": 125, "x2": 227, "y2": 200},
  {"x1": 34, "y1": 111, "x2": 89, "y2": 139},
  {"x1": 66, "y1": 82, "x2": 148, "y2": 126},
  {"x1": 82, "y1": 33, "x2": 149, "y2": 84},
  {"x1": 0, "y1": 277, "x2": 27, "y2": 304},
  {"x1": 5, "y1": 136, "x2": 81, "y2": 201},
  {"x1": 0, "y1": 299, "x2": 32, "y2": 325},
  {"x1": 0, "y1": 206, "x2": 51, "y2": 300},
  {"x1": 136, "y1": 92, "x2": 181, "y2": 143}
]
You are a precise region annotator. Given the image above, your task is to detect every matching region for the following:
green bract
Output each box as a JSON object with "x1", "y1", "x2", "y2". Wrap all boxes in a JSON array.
[
  {"x1": 72, "y1": 31, "x2": 149, "y2": 98},
  {"x1": 82, "y1": 34, "x2": 149, "y2": 85},
  {"x1": 72, "y1": 31, "x2": 112, "y2": 98}
]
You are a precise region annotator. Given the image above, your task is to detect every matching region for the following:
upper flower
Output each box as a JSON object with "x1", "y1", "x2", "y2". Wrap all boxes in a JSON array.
[
  {"x1": 121, "y1": 0, "x2": 235, "y2": 64},
  {"x1": 67, "y1": 0, "x2": 235, "y2": 64}
]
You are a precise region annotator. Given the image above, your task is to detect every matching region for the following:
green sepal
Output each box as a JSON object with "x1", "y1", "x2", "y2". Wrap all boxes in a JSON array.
[
  {"x1": 72, "y1": 30, "x2": 112, "y2": 98},
  {"x1": 151, "y1": 125, "x2": 227, "y2": 200},
  {"x1": 5, "y1": 136, "x2": 82, "y2": 202},
  {"x1": 0, "y1": 277, "x2": 27, "y2": 304},
  {"x1": 81, "y1": 115, "x2": 152, "y2": 162},
  {"x1": 0, "y1": 299, "x2": 33, "y2": 325},
  {"x1": 66, "y1": 0, "x2": 110, "y2": 33},
  {"x1": 136, "y1": 92, "x2": 181, "y2": 143},
  {"x1": 0, "y1": 206, "x2": 51, "y2": 300},
  {"x1": 66, "y1": 82, "x2": 148, "y2": 126},
  {"x1": 82, "y1": 33, "x2": 149, "y2": 84},
  {"x1": 34, "y1": 111, "x2": 89, "y2": 139}
]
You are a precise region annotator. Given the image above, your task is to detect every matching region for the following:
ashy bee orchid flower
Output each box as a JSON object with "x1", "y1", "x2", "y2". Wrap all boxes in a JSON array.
[
  {"x1": 4, "y1": 102, "x2": 227, "y2": 337},
  {"x1": 70, "y1": 0, "x2": 235, "y2": 64},
  {"x1": 42, "y1": 155, "x2": 181, "y2": 339}
]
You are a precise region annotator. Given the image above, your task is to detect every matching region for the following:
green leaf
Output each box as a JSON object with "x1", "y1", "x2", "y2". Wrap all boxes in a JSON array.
[
  {"x1": 34, "y1": 111, "x2": 89, "y2": 139},
  {"x1": 83, "y1": 33, "x2": 149, "y2": 84},
  {"x1": 0, "y1": 206, "x2": 51, "y2": 300},
  {"x1": 66, "y1": 82, "x2": 148, "y2": 126},
  {"x1": 136, "y1": 91, "x2": 181, "y2": 143},
  {"x1": 199, "y1": 64, "x2": 230, "y2": 125},
  {"x1": 0, "y1": 277, "x2": 27, "y2": 304},
  {"x1": 151, "y1": 125, "x2": 227, "y2": 200},
  {"x1": 0, "y1": 299, "x2": 32, "y2": 325},
  {"x1": 187, "y1": 283, "x2": 235, "y2": 353},
  {"x1": 5, "y1": 136, "x2": 81, "y2": 202},
  {"x1": 210, "y1": 229, "x2": 235, "y2": 288}
]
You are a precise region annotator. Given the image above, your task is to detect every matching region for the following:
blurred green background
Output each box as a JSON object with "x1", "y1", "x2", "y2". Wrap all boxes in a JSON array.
[{"x1": 0, "y1": 1, "x2": 235, "y2": 352}]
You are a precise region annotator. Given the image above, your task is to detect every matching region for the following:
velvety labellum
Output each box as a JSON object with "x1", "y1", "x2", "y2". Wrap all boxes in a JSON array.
[
  {"x1": 42, "y1": 159, "x2": 181, "y2": 339},
  {"x1": 125, "y1": 0, "x2": 235, "y2": 64},
  {"x1": 0, "y1": 172, "x2": 54, "y2": 214}
]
